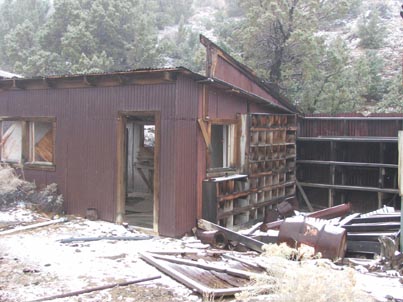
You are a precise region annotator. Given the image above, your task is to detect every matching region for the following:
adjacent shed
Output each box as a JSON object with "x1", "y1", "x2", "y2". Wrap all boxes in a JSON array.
[{"x1": 297, "y1": 114, "x2": 403, "y2": 213}]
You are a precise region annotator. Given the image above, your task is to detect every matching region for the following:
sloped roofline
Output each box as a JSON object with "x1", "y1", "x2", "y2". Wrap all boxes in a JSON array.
[{"x1": 199, "y1": 35, "x2": 298, "y2": 113}]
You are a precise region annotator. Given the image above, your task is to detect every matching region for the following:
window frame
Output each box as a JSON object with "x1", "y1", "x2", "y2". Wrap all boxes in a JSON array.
[
  {"x1": 206, "y1": 118, "x2": 238, "y2": 175},
  {"x1": 0, "y1": 117, "x2": 56, "y2": 170}
]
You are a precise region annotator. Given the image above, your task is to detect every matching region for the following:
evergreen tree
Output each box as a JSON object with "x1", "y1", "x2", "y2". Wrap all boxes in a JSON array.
[
  {"x1": 376, "y1": 73, "x2": 403, "y2": 113},
  {"x1": 357, "y1": 11, "x2": 386, "y2": 49},
  {"x1": 0, "y1": 0, "x2": 50, "y2": 73}
]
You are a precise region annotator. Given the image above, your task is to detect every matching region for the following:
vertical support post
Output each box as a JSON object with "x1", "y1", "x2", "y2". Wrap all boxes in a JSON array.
[
  {"x1": 398, "y1": 131, "x2": 403, "y2": 252},
  {"x1": 329, "y1": 141, "x2": 336, "y2": 208},
  {"x1": 116, "y1": 114, "x2": 126, "y2": 224},
  {"x1": 378, "y1": 142, "x2": 384, "y2": 209}
]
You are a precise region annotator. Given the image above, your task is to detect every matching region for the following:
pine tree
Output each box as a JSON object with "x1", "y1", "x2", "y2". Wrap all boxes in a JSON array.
[{"x1": 357, "y1": 11, "x2": 386, "y2": 49}]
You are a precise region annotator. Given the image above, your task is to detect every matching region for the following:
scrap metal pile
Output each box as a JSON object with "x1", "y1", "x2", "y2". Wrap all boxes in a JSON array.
[{"x1": 195, "y1": 204, "x2": 401, "y2": 261}]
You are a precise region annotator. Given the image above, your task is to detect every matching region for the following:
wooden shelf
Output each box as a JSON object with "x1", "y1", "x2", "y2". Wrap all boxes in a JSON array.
[
  {"x1": 298, "y1": 182, "x2": 399, "y2": 194},
  {"x1": 298, "y1": 136, "x2": 398, "y2": 143},
  {"x1": 297, "y1": 160, "x2": 397, "y2": 169}
]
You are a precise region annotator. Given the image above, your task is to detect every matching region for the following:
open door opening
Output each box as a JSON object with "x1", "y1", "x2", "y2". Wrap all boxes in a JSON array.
[{"x1": 117, "y1": 112, "x2": 159, "y2": 231}]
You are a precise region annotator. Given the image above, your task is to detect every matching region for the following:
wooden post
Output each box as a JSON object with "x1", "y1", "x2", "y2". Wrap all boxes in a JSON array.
[
  {"x1": 398, "y1": 131, "x2": 403, "y2": 252},
  {"x1": 329, "y1": 141, "x2": 336, "y2": 207},
  {"x1": 378, "y1": 142, "x2": 385, "y2": 209}
]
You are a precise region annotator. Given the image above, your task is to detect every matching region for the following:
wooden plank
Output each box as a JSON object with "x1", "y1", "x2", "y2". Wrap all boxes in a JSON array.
[
  {"x1": 136, "y1": 167, "x2": 153, "y2": 193},
  {"x1": 337, "y1": 213, "x2": 361, "y2": 227},
  {"x1": 0, "y1": 218, "x2": 67, "y2": 236},
  {"x1": 29, "y1": 275, "x2": 161, "y2": 302},
  {"x1": 297, "y1": 136, "x2": 398, "y2": 143},
  {"x1": 197, "y1": 118, "x2": 211, "y2": 151},
  {"x1": 217, "y1": 191, "x2": 249, "y2": 202},
  {"x1": 347, "y1": 231, "x2": 398, "y2": 241},
  {"x1": 297, "y1": 160, "x2": 398, "y2": 169},
  {"x1": 149, "y1": 254, "x2": 253, "y2": 279},
  {"x1": 298, "y1": 182, "x2": 399, "y2": 194},
  {"x1": 198, "y1": 219, "x2": 264, "y2": 253},
  {"x1": 343, "y1": 222, "x2": 401, "y2": 232},
  {"x1": 116, "y1": 115, "x2": 126, "y2": 224},
  {"x1": 349, "y1": 214, "x2": 400, "y2": 224},
  {"x1": 140, "y1": 252, "x2": 252, "y2": 297},
  {"x1": 153, "y1": 111, "x2": 161, "y2": 233},
  {"x1": 346, "y1": 241, "x2": 381, "y2": 254},
  {"x1": 296, "y1": 181, "x2": 314, "y2": 212}
]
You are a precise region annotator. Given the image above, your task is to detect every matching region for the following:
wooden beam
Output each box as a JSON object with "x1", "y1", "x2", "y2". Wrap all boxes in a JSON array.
[
  {"x1": 297, "y1": 160, "x2": 398, "y2": 169},
  {"x1": 198, "y1": 219, "x2": 264, "y2": 253},
  {"x1": 140, "y1": 252, "x2": 253, "y2": 297},
  {"x1": 298, "y1": 182, "x2": 399, "y2": 194},
  {"x1": 28, "y1": 275, "x2": 161, "y2": 302},
  {"x1": 115, "y1": 115, "x2": 126, "y2": 224},
  {"x1": 149, "y1": 254, "x2": 253, "y2": 279},
  {"x1": 296, "y1": 181, "x2": 314, "y2": 212},
  {"x1": 197, "y1": 118, "x2": 211, "y2": 152},
  {"x1": 298, "y1": 136, "x2": 398, "y2": 143}
]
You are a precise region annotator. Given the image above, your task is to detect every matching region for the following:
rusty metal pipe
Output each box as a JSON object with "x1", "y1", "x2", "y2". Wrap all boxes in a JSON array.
[
  {"x1": 307, "y1": 203, "x2": 352, "y2": 220},
  {"x1": 195, "y1": 229, "x2": 228, "y2": 249}
]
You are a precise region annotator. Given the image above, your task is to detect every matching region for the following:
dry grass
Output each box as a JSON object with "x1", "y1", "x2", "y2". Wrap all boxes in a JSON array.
[
  {"x1": 236, "y1": 243, "x2": 374, "y2": 302},
  {"x1": 0, "y1": 164, "x2": 26, "y2": 195}
]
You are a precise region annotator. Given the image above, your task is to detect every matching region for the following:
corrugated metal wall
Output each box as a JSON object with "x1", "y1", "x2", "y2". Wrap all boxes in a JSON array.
[
  {"x1": 0, "y1": 73, "x2": 289, "y2": 236},
  {"x1": 299, "y1": 116, "x2": 403, "y2": 137},
  {"x1": 0, "y1": 82, "x2": 188, "y2": 236}
]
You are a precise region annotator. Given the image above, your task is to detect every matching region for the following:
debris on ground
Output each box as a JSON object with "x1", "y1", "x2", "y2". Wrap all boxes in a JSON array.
[
  {"x1": 0, "y1": 164, "x2": 63, "y2": 219},
  {"x1": 0, "y1": 164, "x2": 401, "y2": 302}
]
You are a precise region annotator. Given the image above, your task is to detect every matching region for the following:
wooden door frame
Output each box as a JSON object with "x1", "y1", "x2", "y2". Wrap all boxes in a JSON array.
[{"x1": 116, "y1": 111, "x2": 160, "y2": 233}]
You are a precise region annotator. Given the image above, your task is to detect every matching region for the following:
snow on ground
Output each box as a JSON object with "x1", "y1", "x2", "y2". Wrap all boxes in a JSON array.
[
  {"x1": 1, "y1": 207, "x2": 402, "y2": 302},
  {"x1": 0, "y1": 213, "x2": 202, "y2": 302}
]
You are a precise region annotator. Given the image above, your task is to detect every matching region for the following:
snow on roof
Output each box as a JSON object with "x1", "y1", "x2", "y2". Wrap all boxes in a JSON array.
[{"x1": 0, "y1": 69, "x2": 22, "y2": 79}]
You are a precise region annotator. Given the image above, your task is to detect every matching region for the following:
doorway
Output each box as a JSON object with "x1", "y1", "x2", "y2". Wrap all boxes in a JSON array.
[{"x1": 117, "y1": 112, "x2": 159, "y2": 232}]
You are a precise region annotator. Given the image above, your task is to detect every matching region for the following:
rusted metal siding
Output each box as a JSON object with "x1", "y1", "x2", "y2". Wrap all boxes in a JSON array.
[
  {"x1": 169, "y1": 75, "x2": 199, "y2": 236},
  {"x1": 299, "y1": 116, "x2": 403, "y2": 137},
  {"x1": 213, "y1": 56, "x2": 282, "y2": 107},
  {"x1": 207, "y1": 88, "x2": 247, "y2": 119},
  {"x1": 0, "y1": 83, "x2": 178, "y2": 230}
]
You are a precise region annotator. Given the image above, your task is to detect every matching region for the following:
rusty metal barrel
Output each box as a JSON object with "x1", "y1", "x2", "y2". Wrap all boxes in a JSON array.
[
  {"x1": 195, "y1": 229, "x2": 228, "y2": 249},
  {"x1": 278, "y1": 217, "x2": 347, "y2": 259}
]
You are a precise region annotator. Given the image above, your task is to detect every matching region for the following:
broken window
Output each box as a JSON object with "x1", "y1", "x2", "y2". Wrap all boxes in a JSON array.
[
  {"x1": 1, "y1": 121, "x2": 22, "y2": 162},
  {"x1": 29, "y1": 121, "x2": 54, "y2": 163},
  {"x1": 210, "y1": 124, "x2": 236, "y2": 169},
  {"x1": 143, "y1": 125, "x2": 155, "y2": 148},
  {"x1": 0, "y1": 118, "x2": 55, "y2": 166}
]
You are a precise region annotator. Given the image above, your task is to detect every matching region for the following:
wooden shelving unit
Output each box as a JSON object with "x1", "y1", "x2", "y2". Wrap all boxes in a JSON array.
[
  {"x1": 202, "y1": 113, "x2": 297, "y2": 230},
  {"x1": 297, "y1": 136, "x2": 399, "y2": 210},
  {"x1": 248, "y1": 114, "x2": 297, "y2": 223}
]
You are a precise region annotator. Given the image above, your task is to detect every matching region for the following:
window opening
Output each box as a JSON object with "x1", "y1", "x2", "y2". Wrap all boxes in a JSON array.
[
  {"x1": 30, "y1": 121, "x2": 54, "y2": 163},
  {"x1": 1, "y1": 121, "x2": 22, "y2": 162}
]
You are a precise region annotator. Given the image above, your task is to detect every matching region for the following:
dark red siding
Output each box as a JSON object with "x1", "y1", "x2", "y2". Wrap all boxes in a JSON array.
[{"x1": 0, "y1": 83, "x2": 184, "y2": 236}]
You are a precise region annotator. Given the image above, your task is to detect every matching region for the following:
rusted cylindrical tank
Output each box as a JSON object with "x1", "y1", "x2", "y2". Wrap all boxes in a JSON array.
[
  {"x1": 278, "y1": 217, "x2": 347, "y2": 259},
  {"x1": 195, "y1": 229, "x2": 228, "y2": 249}
]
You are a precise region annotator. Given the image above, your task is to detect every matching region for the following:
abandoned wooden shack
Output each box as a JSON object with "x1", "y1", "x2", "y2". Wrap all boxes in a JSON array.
[
  {"x1": 0, "y1": 36, "x2": 297, "y2": 237},
  {"x1": 1, "y1": 35, "x2": 400, "y2": 238}
]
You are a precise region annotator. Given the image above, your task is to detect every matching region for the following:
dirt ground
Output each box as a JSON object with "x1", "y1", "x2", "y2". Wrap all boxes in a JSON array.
[{"x1": 1, "y1": 208, "x2": 402, "y2": 302}]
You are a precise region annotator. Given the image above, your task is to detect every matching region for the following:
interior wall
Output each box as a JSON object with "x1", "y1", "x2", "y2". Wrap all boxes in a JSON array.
[{"x1": 126, "y1": 122, "x2": 149, "y2": 193}]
